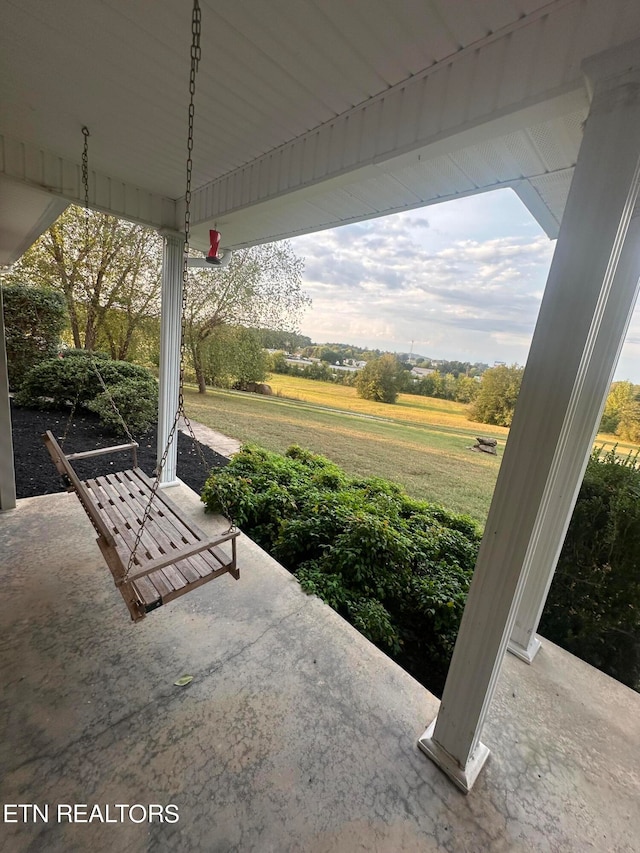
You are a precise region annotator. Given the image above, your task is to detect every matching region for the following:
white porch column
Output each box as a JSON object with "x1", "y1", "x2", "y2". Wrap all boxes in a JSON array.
[
  {"x1": 419, "y1": 43, "x2": 640, "y2": 793},
  {"x1": 0, "y1": 285, "x2": 16, "y2": 511},
  {"x1": 157, "y1": 232, "x2": 184, "y2": 485},
  {"x1": 508, "y1": 212, "x2": 640, "y2": 663}
]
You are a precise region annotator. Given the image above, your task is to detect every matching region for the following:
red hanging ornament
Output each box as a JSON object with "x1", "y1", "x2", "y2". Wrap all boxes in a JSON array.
[{"x1": 206, "y1": 229, "x2": 221, "y2": 264}]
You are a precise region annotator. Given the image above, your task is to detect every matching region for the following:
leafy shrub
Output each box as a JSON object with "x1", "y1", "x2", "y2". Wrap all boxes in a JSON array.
[
  {"x1": 86, "y1": 378, "x2": 158, "y2": 435},
  {"x1": 202, "y1": 444, "x2": 481, "y2": 695},
  {"x1": 3, "y1": 284, "x2": 67, "y2": 389},
  {"x1": 14, "y1": 352, "x2": 158, "y2": 435},
  {"x1": 540, "y1": 448, "x2": 640, "y2": 690}
]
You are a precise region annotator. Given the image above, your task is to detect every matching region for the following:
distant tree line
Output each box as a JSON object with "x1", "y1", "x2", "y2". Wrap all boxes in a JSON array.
[{"x1": 467, "y1": 366, "x2": 640, "y2": 439}]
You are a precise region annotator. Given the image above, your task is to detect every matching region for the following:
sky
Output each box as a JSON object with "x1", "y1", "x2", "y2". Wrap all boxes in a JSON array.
[{"x1": 289, "y1": 188, "x2": 640, "y2": 382}]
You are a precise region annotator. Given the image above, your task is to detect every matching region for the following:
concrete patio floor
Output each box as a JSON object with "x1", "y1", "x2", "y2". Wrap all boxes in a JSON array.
[{"x1": 1, "y1": 484, "x2": 639, "y2": 853}]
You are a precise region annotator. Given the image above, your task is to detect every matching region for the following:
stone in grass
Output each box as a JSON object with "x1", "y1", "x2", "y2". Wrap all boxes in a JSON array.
[{"x1": 470, "y1": 436, "x2": 498, "y2": 455}]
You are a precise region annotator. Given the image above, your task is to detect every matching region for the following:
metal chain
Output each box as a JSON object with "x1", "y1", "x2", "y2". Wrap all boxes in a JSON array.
[
  {"x1": 177, "y1": 0, "x2": 210, "y2": 475},
  {"x1": 123, "y1": 0, "x2": 229, "y2": 580},
  {"x1": 82, "y1": 127, "x2": 90, "y2": 212},
  {"x1": 59, "y1": 125, "x2": 91, "y2": 453},
  {"x1": 60, "y1": 393, "x2": 80, "y2": 449},
  {"x1": 91, "y1": 360, "x2": 137, "y2": 446},
  {"x1": 82, "y1": 126, "x2": 91, "y2": 259}
]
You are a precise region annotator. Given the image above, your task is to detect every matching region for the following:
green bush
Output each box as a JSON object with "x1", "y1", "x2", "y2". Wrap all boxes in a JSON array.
[
  {"x1": 86, "y1": 378, "x2": 158, "y2": 435},
  {"x1": 202, "y1": 444, "x2": 481, "y2": 695},
  {"x1": 14, "y1": 352, "x2": 158, "y2": 435},
  {"x1": 540, "y1": 448, "x2": 640, "y2": 691},
  {"x1": 2, "y1": 284, "x2": 67, "y2": 389}
]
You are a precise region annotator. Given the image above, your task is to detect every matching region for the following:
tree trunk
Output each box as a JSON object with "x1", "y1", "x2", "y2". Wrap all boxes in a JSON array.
[
  {"x1": 195, "y1": 353, "x2": 207, "y2": 394},
  {"x1": 188, "y1": 336, "x2": 207, "y2": 394}
]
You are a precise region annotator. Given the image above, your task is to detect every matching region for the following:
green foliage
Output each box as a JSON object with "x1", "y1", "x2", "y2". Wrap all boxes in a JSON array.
[
  {"x1": 540, "y1": 448, "x2": 640, "y2": 691},
  {"x1": 5, "y1": 206, "x2": 162, "y2": 358},
  {"x1": 255, "y1": 328, "x2": 312, "y2": 351},
  {"x1": 202, "y1": 325, "x2": 268, "y2": 389},
  {"x1": 202, "y1": 444, "x2": 481, "y2": 694},
  {"x1": 14, "y1": 352, "x2": 157, "y2": 434},
  {"x1": 2, "y1": 284, "x2": 67, "y2": 390},
  {"x1": 86, "y1": 377, "x2": 158, "y2": 435},
  {"x1": 185, "y1": 241, "x2": 310, "y2": 392},
  {"x1": 599, "y1": 380, "x2": 640, "y2": 442},
  {"x1": 469, "y1": 364, "x2": 524, "y2": 426},
  {"x1": 356, "y1": 354, "x2": 403, "y2": 404}
]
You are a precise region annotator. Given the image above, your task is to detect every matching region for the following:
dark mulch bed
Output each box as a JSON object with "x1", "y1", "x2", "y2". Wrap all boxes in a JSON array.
[{"x1": 10, "y1": 400, "x2": 229, "y2": 499}]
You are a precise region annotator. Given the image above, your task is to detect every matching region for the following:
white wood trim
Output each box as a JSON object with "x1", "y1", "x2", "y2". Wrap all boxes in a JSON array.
[
  {"x1": 187, "y1": 0, "x2": 600, "y2": 228},
  {"x1": 509, "y1": 195, "x2": 640, "y2": 663}
]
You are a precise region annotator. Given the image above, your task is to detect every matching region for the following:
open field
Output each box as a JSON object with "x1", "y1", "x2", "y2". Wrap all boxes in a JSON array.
[
  {"x1": 182, "y1": 375, "x2": 639, "y2": 525},
  {"x1": 183, "y1": 378, "x2": 507, "y2": 524}
]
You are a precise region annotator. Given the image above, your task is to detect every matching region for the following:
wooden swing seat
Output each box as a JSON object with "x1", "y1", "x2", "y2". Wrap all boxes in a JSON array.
[{"x1": 43, "y1": 430, "x2": 239, "y2": 622}]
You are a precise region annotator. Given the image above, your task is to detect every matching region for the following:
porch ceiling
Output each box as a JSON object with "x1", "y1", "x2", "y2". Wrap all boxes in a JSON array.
[{"x1": 2, "y1": 0, "x2": 640, "y2": 254}]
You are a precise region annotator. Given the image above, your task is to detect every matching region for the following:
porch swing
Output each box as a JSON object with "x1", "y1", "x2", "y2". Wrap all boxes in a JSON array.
[{"x1": 43, "y1": 0, "x2": 239, "y2": 622}]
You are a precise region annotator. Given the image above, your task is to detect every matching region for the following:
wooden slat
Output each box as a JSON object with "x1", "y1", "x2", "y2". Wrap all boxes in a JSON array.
[
  {"x1": 123, "y1": 469, "x2": 238, "y2": 577},
  {"x1": 42, "y1": 430, "x2": 239, "y2": 621},
  {"x1": 66, "y1": 442, "x2": 138, "y2": 461},
  {"x1": 109, "y1": 473, "x2": 204, "y2": 584},
  {"x1": 43, "y1": 432, "x2": 115, "y2": 545},
  {"x1": 95, "y1": 474, "x2": 188, "y2": 596},
  {"x1": 109, "y1": 471, "x2": 209, "y2": 583},
  {"x1": 86, "y1": 476, "x2": 179, "y2": 602},
  {"x1": 94, "y1": 472, "x2": 236, "y2": 600}
]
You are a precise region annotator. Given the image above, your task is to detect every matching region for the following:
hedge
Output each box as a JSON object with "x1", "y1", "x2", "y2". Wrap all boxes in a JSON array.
[
  {"x1": 541, "y1": 447, "x2": 640, "y2": 691},
  {"x1": 3, "y1": 284, "x2": 67, "y2": 390},
  {"x1": 202, "y1": 444, "x2": 481, "y2": 695},
  {"x1": 14, "y1": 351, "x2": 158, "y2": 435}
]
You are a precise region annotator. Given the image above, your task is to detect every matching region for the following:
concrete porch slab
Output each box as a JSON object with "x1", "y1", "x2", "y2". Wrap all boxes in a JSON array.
[{"x1": 0, "y1": 484, "x2": 639, "y2": 852}]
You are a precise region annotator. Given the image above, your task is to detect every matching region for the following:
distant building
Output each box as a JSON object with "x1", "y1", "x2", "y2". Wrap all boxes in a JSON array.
[{"x1": 410, "y1": 366, "x2": 436, "y2": 378}]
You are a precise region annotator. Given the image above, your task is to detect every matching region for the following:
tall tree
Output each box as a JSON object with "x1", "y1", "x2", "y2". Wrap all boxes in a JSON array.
[
  {"x1": 184, "y1": 241, "x2": 310, "y2": 393},
  {"x1": 6, "y1": 206, "x2": 162, "y2": 359},
  {"x1": 600, "y1": 380, "x2": 640, "y2": 441},
  {"x1": 469, "y1": 364, "x2": 524, "y2": 426},
  {"x1": 356, "y1": 354, "x2": 404, "y2": 404}
]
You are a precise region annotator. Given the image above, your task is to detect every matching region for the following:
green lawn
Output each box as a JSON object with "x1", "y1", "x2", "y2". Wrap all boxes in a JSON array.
[
  {"x1": 183, "y1": 377, "x2": 507, "y2": 524},
  {"x1": 182, "y1": 374, "x2": 639, "y2": 525}
]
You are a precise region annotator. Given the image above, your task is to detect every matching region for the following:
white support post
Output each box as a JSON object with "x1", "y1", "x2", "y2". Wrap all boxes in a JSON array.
[
  {"x1": 508, "y1": 212, "x2": 640, "y2": 663},
  {"x1": 0, "y1": 285, "x2": 16, "y2": 511},
  {"x1": 419, "y1": 44, "x2": 640, "y2": 793},
  {"x1": 157, "y1": 232, "x2": 184, "y2": 486}
]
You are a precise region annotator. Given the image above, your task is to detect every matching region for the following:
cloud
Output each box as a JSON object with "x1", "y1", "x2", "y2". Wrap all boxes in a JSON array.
[
  {"x1": 294, "y1": 223, "x2": 554, "y2": 347},
  {"x1": 291, "y1": 192, "x2": 640, "y2": 377}
]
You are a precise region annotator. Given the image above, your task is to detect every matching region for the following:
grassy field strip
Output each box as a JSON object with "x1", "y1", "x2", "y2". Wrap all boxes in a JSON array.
[
  {"x1": 183, "y1": 386, "x2": 500, "y2": 522},
  {"x1": 183, "y1": 375, "x2": 638, "y2": 525},
  {"x1": 266, "y1": 374, "x2": 509, "y2": 435},
  {"x1": 196, "y1": 387, "x2": 504, "y2": 453},
  {"x1": 206, "y1": 385, "x2": 507, "y2": 446}
]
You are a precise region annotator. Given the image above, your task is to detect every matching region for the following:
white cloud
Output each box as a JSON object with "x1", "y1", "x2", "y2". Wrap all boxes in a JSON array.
[{"x1": 291, "y1": 191, "x2": 640, "y2": 378}]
